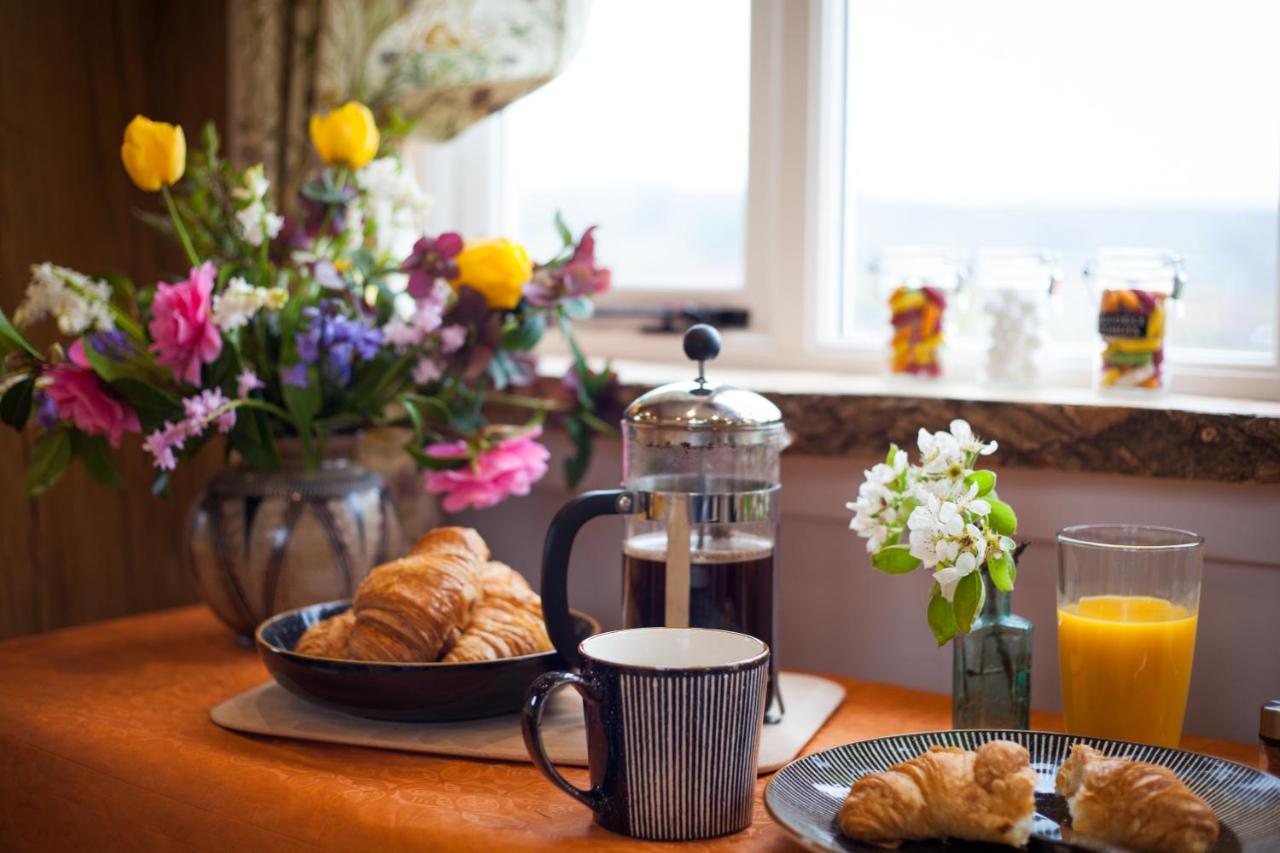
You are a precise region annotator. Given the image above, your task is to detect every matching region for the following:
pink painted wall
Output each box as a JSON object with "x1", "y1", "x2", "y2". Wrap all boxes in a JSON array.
[{"x1": 455, "y1": 435, "x2": 1280, "y2": 745}]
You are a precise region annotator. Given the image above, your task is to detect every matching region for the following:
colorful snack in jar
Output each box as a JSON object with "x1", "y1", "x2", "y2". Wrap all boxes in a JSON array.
[
  {"x1": 889, "y1": 285, "x2": 945, "y2": 376},
  {"x1": 1098, "y1": 288, "x2": 1166, "y2": 390}
]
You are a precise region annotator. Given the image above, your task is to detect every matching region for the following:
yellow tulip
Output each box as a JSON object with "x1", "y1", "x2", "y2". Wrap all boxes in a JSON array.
[
  {"x1": 120, "y1": 116, "x2": 186, "y2": 192},
  {"x1": 452, "y1": 239, "x2": 533, "y2": 310},
  {"x1": 309, "y1": 102, "x2": 380, "y2": 170}
]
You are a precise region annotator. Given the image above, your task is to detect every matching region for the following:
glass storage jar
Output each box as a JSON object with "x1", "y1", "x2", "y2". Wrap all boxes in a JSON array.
[
  {"x1": 1086, "y1": 249, "x2": 1187, "y2": 393},
  {"x1": 972, "y1": 248, "x2": 1060, "y2": 386},
  {"x1": 873, "y1": 247, "x2": 965, "y2": 378}
]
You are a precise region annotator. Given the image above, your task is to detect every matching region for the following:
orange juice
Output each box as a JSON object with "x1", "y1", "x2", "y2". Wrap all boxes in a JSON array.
[{"x1": 1057, "y1": 595, "x2": 1197, "y2": 747}]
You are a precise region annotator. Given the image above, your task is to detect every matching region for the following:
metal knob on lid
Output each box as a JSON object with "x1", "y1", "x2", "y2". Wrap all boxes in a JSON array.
[{"x1": 1263, "y1": 700, "x2": 1280, "y2": 741}]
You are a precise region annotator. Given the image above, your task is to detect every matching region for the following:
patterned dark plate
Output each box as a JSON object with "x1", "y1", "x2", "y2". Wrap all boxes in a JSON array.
[{"x1": 765, "y1": 729, "x2": 1280, "y2": 852}]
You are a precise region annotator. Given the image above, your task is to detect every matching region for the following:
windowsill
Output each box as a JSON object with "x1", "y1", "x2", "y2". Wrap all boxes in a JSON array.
[{"x1": 536, "y1": 356, "x2": 1280, "y2": 484}]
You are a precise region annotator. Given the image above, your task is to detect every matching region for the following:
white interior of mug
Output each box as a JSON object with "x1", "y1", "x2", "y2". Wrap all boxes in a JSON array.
[{"x1": 581, "y1": 628, "x2": 767, "y2": 669}]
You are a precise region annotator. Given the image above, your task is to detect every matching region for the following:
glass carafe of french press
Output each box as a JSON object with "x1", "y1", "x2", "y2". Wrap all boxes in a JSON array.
[{"x1": 541, "y1": 325, "x2": 788, "y2": 722}]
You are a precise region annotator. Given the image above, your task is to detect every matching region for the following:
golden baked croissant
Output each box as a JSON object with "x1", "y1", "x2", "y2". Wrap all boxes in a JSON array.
[
  {"x1": 295, "y1": 610, "x2": 355, "y2": 657},
  {"x1": 1055, "y1": 744, "x2": 1219, "y2": 853},
  {"x1": 838, "y1": 740, "x2": 1035, "y2": 848},
  {"x1": 345, "y1": 527, "x2": 487, "y2": 663},
  {"x1": 442, "y1": 562, "x2": 552, "y2": 662}
]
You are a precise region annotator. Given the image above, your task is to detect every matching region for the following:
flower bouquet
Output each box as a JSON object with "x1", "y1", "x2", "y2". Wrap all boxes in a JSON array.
[
  {"x1": 0, "y1": 102, "x2": 616, "y2": 512},
  {"x1": 846, "y1": 419, "x2": 1021, "y2": 644}
]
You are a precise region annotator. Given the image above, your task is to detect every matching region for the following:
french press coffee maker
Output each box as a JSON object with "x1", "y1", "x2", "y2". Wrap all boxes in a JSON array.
[{"x1": 541, "y1": 325, "x2": 787, "y2": 722}]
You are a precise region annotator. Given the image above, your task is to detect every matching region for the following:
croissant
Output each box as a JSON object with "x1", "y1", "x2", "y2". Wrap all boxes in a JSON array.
[
  {"x1": 442, "y1": 562, "x2": 552, "y2": 662},
  {"x1": 1055, "y1": 744, "x2": 1219, "y2": 853},
  {"x1": 295, "y1": 609, "x2": 355, "y2": 657},
  {"x1": 838, "y1": 740, "x2": 1035, "y2": 848},
  {"x1": 345, "y1": 527, "x2": 487, "y2": 662}
]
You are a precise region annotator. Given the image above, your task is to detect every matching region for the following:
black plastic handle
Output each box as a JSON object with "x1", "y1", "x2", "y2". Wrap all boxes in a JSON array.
[
  {"x1": 521, "y1": 670, "x2": 604, "y2": 810},
  {"x1": 541, "y1": 489, "x2": 634, "y2": 668}
]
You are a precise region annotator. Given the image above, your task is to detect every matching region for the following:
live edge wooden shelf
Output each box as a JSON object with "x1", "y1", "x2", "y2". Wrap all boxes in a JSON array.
[
  {"x1": 0, "y1": 606, "x2": 1262, "y2": 852},
  {"x1": 537, "y1": 359, "x2": 1280, "y2": 485}
]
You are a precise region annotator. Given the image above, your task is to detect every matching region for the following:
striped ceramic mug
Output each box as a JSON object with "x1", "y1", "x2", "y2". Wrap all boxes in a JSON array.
[{"x1": 521, "y1": 627, "x2": 769, "y2": 841}]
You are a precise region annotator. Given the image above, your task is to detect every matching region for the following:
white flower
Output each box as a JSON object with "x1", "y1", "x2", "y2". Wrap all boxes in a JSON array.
[
  {"x1": 236, "y1": 202, "x2": 284, "y2": 247},
  {"x1": 933, "y1": 549, "x2": 982, "y2": 602},
  {"x1": 213, "y1": 278, "x2": 286, "y2": 332},
  {"x1": 917, "y1": 427, "x2": 963, "y2": 477},
  {"x1": 952, "y1": 481, "x2": 991, "y2": 518},
  {"x1": 950, "y1": 419, "x2": 998, "y2": 457},
  {"x1": 382, "y1": 281, "x2": 449, "y2": 352},
  {"x1": 232, "y1": 164, "x2": 271, "y2": 203},
  {"x1": 356, "y1": 158, "x2": 432, "y2": 256},
  {"x1": 14, "y1": 263, "x2": 114, "y2": 335},
  {"x1": 907, "y1": 492, "x2": 965, "y2": 567},
  {"x1": 846, "y1": 481, "x2": 898, "y2": 553}
]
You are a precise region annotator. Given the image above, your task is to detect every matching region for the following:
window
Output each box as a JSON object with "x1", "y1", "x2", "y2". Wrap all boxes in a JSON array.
[
  {"x1": 839, "y1": 0, "x2": 1280, "y2": 357},
  {"x1": 415, "y1": 0, "x2": 1280, "y2": 400},
  {"x1": 501, "y1": 0, "x2": 751, "y2": 292}
]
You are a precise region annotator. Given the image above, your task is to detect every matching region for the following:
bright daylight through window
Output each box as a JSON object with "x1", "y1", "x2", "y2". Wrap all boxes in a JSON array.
[
  {"x1": 841, "y1": 0, "x2": 1280, "y2": 356},
  {"x1": 500, "y1": 0, "x2": 750, "y2": 292}
]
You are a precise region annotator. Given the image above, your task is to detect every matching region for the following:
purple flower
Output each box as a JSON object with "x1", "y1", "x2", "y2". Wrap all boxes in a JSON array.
[
  {"x1": 237, "y1": 369, "x2": 264, "y2": 399},
  {"x1": 281, "y1": 363, "x2": 310, "y2": 388},
  {"x1": 293, "y1": 299, "x2": 382, "y2": 388},
  {"x1": 88, "y1": 330, "x2": 134, "y2": 361},
  {"x1": 402, "y1": 233, "x2": 463, "y2": 299},
  {"x1": 33, "y1": 391, "x2": 58, "y2": 430},
  {"x1": 524, "y1": 225, "x2": 611, "y2": 307},
  {"x1": 182, "y1": 388, "x2": 236, "y2": 434}
]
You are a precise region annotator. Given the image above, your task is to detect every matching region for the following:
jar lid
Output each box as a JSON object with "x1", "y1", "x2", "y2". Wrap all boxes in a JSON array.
[
  {"x1": 622, "y1": 325, "x2": 783, "y2": 434},
  {"x1": 1263, "y1": 700, "x2": 1280, "y2": 740}
]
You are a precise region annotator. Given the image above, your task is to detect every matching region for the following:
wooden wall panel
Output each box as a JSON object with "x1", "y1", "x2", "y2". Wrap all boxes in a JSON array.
[{"x1": 0, "y1": 0, "x2": 229, "y2": 638}]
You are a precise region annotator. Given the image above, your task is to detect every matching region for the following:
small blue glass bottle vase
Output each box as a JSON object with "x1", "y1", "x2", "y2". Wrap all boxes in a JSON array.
[{"x1": 952, "y1": 567, "x2": 1033, "y2": 729}]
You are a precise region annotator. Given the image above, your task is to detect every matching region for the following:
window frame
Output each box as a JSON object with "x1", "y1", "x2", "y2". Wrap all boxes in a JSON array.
[{"x1": 412, "y1": 0, "x2": 1280, "y2": 403}]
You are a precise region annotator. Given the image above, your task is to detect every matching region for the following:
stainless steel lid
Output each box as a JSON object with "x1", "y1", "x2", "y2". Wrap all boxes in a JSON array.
[
  {"x1": 1263, "y1": 700, "x2": 1280, "y2": 740},
  {"x1": 622, "y1": 324, "x2": 783, "y2": 433}
]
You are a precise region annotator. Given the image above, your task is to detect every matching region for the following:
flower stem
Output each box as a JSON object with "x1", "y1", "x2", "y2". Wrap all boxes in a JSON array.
[{"x1": 161, "y1": 184, "x2": 200, "y2": 268}]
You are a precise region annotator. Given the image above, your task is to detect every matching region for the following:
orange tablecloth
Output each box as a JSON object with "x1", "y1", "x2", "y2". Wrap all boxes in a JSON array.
[{"x1": 0, "y1": 606, "x2": 1263, "y2": 852}]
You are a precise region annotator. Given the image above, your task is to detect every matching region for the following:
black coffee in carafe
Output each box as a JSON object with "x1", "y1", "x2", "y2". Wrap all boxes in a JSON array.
[{"x1": 622, "y1": 531, "x2": 783, "y2": 722}]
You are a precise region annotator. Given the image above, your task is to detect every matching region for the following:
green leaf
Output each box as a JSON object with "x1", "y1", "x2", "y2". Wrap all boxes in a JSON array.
[
  {"x1": 964, "y1": 469, "x2": 996, "y2": 496},
  {"x1": 500, "y1": 311, "x2": 546, "y2": 351},
  {"x1": 554, "y1": 210, "x2": 574, "y2": 247},
  {"x1": 0, "y1": 376, "x2": 36, "y2": 430},
  {"x1": 563, "y1": 415, "x2": 592, "y2": 488},
  {"x1": 987, "y1": 554, "x2": 1016, "y2": 592},
  {"x1": 400, "y1": 396, "x2": 426, "y2": 446},
  {"x1": 73, "y1": 433, "x2": 123, "y2": 488},
  {"x1": 0, "y1": 308, "x2": 41, "y2": 359},
  {"x1": 403, "y1": 443, "x2": 470, "y2": 472},
  {"x1": 24, "y1": 428, "x2": 72, "y2": 496},
  {"x1": 151, "y1": 469, "x2": 171, "y2": 497},
  {"x1": 109, "y1": 378, "x2": 181, "y2": 432},
  {"x1": 987, "y1": 498, "x2": 1018, "y2": 535},
  {"x1": 927, "y1": 584, "x2": 957, "y2": 646},
  {"x1": 560, "y1": 296, "x2": 594, "y2": 320},
  {"x1": 953, "y1": 570, "x2": 985, "y2": 633},
  {"x1": 870, "y1": 544, "x2": 921, "y2": 575}
]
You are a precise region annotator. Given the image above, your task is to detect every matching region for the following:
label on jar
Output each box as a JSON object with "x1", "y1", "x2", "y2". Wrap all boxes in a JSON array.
[{"x1": 1098, "y1": 311, "x2": 1149, "y2": 339}]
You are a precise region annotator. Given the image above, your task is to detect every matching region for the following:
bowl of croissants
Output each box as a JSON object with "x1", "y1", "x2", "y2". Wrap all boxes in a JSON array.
[{"x1": 254, "y1": 526, "x2": 599, "y2": 722}]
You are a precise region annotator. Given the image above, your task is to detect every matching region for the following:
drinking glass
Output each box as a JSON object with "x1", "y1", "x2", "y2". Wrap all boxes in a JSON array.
[{"x1": 1056, "y1": 524, "x2": 1203, "y2": 747}]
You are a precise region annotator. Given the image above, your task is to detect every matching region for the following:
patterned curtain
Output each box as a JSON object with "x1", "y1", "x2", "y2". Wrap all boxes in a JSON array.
[{"x1": 227, "y1": 0, "x2": 587, "y2": 207}]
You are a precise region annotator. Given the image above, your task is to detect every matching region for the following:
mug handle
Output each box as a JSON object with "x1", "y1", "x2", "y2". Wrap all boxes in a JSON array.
[
  {"x1": 541, "y1": 489, "x2": 635, "y2": 668},
  {"x1": 521, "y1": 670, "x2": 604, "y2": 810}
]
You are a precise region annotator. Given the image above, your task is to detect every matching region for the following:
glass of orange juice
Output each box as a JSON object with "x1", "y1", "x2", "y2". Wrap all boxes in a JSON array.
[{"x1": 1056, "y1": 524, "x2": 1203, "y2": 747}]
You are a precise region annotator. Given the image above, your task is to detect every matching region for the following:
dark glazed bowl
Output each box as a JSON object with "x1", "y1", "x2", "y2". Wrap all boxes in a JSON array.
[{"x1": 256, "y1": 600, "x2": 601, "y2": 722}]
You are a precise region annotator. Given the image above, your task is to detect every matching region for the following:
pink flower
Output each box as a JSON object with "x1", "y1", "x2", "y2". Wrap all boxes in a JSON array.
[
  {"x1": 424, "y1": 426, "x2": 551, "y2": 512},
  {"x1": 44, "y1": 340, "x2": 140, "y2": 448},
  {"x1": 148, "y1": 262, "x2": 222, "y2": 385}
]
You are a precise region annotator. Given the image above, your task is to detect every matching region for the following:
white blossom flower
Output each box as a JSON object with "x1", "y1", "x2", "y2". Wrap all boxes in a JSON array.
[
  {"x1": 212, "y1": 277, "x2": 286, "y2": 332},
  {"x1": 356, "y1": 158, "x2": 433, "y2": 257},
  {"x1": 917, "y1": 426, "x2": 964, "y2": 477},
  {"x1": 952, "y1": 481, "x2": 991, "y2": 519},
  {"x1": 907, "y1": 492, "x2": 965, "y2": 567},
  {"x1": 950, "y1": 418, "x2": 998, "y2": 457},
  {"x1": 232, "y1": 164, "x2": 271, "y2": 203},
  {"x1": 14, "y1": 263, "x2": 115, "y2": 335},
  {"x1": 236, "y1": 201, "x2": 284, "y2": 247},
  {"x1": 933, "y1": 549, "x2": 982, "y2": 602}
]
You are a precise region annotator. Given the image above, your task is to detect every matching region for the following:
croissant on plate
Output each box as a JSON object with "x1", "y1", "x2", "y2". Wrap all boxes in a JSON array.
[
  {"x1": 442, "y1": 561, "x2": 552, "y2": 662},
  {"x1": 838, "y1": 740, "x2": 1035, "y2": 848},
  {"x1": 293, "y1": 526, "x2": 550, "y2": 664},
  {"x1": 1055, "y1": 744, "x2": 1219, "y2": 853}
]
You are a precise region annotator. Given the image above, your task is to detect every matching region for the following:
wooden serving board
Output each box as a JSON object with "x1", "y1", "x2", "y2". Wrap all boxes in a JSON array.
[{"x1": 211, "y1": 671, "x2": 845, "y2": 774}]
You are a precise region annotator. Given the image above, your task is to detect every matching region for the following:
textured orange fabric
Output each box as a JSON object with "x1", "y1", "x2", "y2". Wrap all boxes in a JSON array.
[{"x1": 0, "y1": 606, "x2": 1262, "y2": 852}]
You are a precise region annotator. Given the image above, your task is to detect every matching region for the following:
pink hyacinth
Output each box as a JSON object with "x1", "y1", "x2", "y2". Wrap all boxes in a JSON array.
[
  {"x1": 44, "y1": 340, "x2": 140, "y2": 448},
  {"x1": 424, "y1": 426, "x2": 550, "y2": 513},
  {"x1": 148, "y1": 262, "x2": 222, "y2": 385}
]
